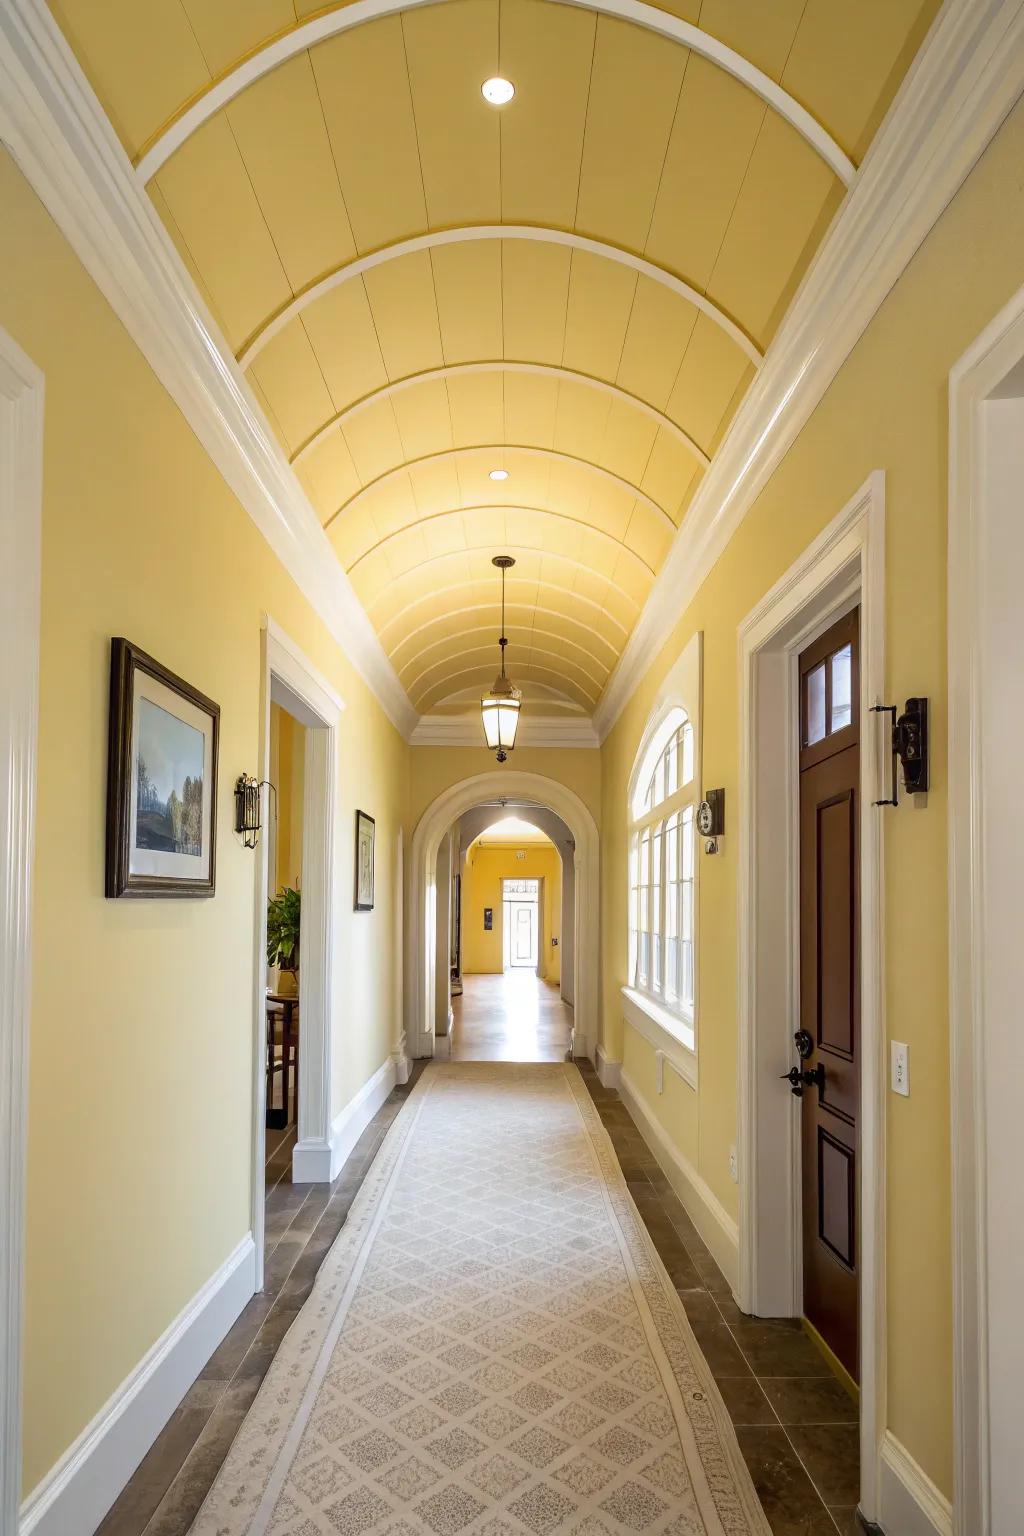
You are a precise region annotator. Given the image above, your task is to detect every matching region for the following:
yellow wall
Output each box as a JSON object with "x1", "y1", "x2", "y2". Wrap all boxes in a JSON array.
[
  {"x1": 599, "y1": 96, "x2": 1024, "y2": 1498},
  {"x1": 409, "y1": 745, "x2": 601, "y2": 832},
  {"x1": 1, "y1": 150, "x2": 409, "y2": 1497},
  {"x1": 462, "y1": 841, "x2": 562, "y2": 980},
  {"x1": 269, "y1": 702, "x2": 305, "y2": 893}
]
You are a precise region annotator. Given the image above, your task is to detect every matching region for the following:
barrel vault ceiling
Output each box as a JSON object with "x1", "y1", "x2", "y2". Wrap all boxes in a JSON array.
[{"x1": 50, "y1": 0, "x2": 938, "y2": 722}]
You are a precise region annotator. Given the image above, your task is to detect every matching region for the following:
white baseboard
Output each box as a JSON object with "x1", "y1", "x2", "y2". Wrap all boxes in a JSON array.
[
  {"x1": 619, "y1": 1067, "x2": 740, "y2": 1295},
  {"x1": 392, "y1": 1048, "x2": 411, "y2": 1086},
  {"x1": 20, "y1": 1234, "x2": 255, "y2": 1536},
  {"x1": 878, "y1": 1432, "x2": 952, "y2": 1536},
  {"x1": 293, "y1": 1056, "x2": 397, "y2": 1184},
  {"x1": 596, "y1": 1046, "x2": 621, "y2": 1089}
]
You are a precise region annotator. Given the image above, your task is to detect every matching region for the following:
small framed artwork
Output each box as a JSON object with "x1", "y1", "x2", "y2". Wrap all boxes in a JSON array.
[
  {"x1": 355, "y1": 809, "x2": 375, "y2": 911},
  {"x1": 106, "y1": 638, "x2": 220, "y2": 898}
]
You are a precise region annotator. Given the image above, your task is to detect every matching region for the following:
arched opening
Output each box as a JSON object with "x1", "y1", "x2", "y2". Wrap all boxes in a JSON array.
[{"x1": 406, "y1": 772, "x2": 600, "y2": 1063}]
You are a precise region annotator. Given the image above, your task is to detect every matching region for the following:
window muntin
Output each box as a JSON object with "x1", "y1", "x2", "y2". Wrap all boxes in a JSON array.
[{"x1": 628, "y1": 707, "x2": 697, "y2": 1028}]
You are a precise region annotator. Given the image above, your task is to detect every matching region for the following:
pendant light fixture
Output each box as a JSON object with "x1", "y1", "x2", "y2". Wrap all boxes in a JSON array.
[{"x1": 481, "y1": 555, "x2": 521, "y2": 762}]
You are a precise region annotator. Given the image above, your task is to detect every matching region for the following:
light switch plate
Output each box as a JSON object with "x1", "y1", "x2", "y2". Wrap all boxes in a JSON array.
[
  {"x1": 729, "y1": 1146, "x2": 738, "y2": 1183},
  {"x1": 891, "y1": 1041, "x2": 910, "y2": 1097}
]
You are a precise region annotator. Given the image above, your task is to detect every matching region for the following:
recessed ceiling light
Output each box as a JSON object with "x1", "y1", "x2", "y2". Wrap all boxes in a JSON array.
[
  {"x1": 481, "y1": 76, "x2": 515, "y2": 106},
  {"x1": 489, "y1": 468, "x2": 509, "y2": 481}
]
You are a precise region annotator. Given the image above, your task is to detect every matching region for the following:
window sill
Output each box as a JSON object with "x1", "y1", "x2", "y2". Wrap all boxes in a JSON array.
[{"x1": 620, "y1": 987, "x2": 697, "y2": 1089}]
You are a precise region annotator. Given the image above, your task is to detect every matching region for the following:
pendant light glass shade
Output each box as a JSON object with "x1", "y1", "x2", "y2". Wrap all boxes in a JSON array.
[{"x1": 481, "y1": 556, "x2": 522, "y2": 762}]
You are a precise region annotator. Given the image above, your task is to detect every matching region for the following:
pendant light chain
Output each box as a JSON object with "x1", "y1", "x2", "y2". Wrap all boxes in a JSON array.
[{"x1": 481, "y1": 554, "x2": 522, "y2": 762}]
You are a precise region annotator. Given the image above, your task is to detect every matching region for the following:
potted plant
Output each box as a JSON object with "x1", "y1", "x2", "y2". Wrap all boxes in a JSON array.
[{"x1": 267, "y1": 885, "x2": 301, "y2": 997}]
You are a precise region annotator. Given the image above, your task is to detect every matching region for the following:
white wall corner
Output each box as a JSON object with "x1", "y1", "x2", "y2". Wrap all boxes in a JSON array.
[
  {"x1": 879, "y1": 1433, "x2": 953, "y2": 1536},
  {"x1": 618, "y1": 1067, "x2": 739, "y2": 1296},
  {"x1": 595, "y1": 1045, "x2": 622, "y2": 1090},
  {"x1": 19, "y1": 1236, "x2": 256, "y2": 1536}
]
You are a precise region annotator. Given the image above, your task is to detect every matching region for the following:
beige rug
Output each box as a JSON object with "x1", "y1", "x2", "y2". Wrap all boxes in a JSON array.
[{"x1": 190, "y1": 1064, "x2": 770, "y2": 1536}]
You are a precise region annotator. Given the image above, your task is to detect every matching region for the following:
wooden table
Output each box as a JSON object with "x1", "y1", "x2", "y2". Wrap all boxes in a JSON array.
[{"x1": 266, "y1": 991, "x2": 299, "y2": 1129}]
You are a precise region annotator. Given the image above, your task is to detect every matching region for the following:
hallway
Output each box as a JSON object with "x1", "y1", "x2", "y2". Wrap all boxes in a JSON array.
[
  {"x1": 449, "y1": 972, "x2": 574, "y2": 1063},
  {"x1": 100, "y1": 1062, "x2": 859, "y2": 1535}
]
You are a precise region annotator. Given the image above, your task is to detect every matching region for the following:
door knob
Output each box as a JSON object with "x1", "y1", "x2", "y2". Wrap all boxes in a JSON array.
[
  {"x1": 780, "y1": 1062, "x2": 826, "y2": 1098},
  {"x1": 794, "y1": 1029, "x2": 814, "y2": 1060},
  {"x1": 780, "y1": 1066, "x2": 805, "y2": 1097}
]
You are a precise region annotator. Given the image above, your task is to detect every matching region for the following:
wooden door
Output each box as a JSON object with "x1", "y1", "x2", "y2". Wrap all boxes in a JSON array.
[{"x1": 798, "y1": 608, "x2": 860, "y2": 1382}]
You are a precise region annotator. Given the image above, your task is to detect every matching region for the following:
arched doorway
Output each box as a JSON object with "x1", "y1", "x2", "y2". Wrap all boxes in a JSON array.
[{"x1": 406, "y1": 772, "x2": 599, "y2": 1062}]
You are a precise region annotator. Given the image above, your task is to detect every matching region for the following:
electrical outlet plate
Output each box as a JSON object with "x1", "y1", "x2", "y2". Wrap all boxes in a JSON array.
[{"x1": 890, "y1": 1040, "x2": 910, "y2": 1097}]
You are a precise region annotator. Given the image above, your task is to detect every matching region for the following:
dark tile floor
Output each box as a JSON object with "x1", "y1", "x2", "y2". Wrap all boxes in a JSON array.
[
  {"x1": 576, "y1": 1060, "x2": 862, "y2": 1536},
  {"x1": 99, "y1": 1059, "x2": 861, "y2": 1535}
]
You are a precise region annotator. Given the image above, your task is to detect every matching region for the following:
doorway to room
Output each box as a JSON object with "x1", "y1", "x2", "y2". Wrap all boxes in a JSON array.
[
  {"x1": 737, "y1": 476, "x2": 885, "y2": 1525},
  {"x1": 264, "y1": 699, "x2": 306, "y2": 1167},
  {"x1": 503, "y1": 877, "x2": 539, "y2": 969}
]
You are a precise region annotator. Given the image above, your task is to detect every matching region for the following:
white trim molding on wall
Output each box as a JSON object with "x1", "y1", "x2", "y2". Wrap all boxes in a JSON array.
[
  {"x1": 735, "y1": 473, "x2": 887, "y2": 1526},
  {"x1": 595, "y1": 0, "x2": 1024, "y2": 740},
  {"x1": 879, "y1": 1433, "x2": 953, "y2": 1536},
  {"x1": 19, "y1": 1236, "x2": 256, "y2": 1536},
  {"x1": 262, "y1": 619, "x2": 345, "y2": 1188},
  {"x1": 948, "y1": 279, "x2": 1024, "y2": 1536},
  {"x1": 0, "y1": 325, "x2": 43, "y2": 1536}
]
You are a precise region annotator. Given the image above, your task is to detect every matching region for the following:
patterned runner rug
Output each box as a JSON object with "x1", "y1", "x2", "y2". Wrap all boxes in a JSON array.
[{"x1": 190, "y1": 1064, "x2": 770, "y2": 1536}]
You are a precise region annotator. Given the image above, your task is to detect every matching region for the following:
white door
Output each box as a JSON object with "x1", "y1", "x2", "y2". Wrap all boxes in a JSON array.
[{"x1": 507, "y1": 900, "x2": 538, "y2": 967}]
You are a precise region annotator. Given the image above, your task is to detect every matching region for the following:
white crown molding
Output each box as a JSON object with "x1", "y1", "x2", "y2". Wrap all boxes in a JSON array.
[
  {"x1": 593, "y1": 0, "x2": 1024, "y2": 742},
  {"x1": 410, "y1": 715, "x2": 600, "y2": 748},
  {"x1": 0, "y1": 0, "x2": 418, "y2": 741}
]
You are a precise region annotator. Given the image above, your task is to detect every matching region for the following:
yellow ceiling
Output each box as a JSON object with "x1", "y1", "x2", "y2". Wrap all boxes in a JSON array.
[{"x1": 51, "y1": 0, "x2": 940, "y2": 718}]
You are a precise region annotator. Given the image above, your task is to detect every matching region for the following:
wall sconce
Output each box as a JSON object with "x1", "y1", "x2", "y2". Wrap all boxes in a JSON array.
[
  {"x1": 234, "y1": 774, "x2": 275, "y2": 848},
  {"x1": 871, "y1": 698, "x2": 929, "y2": 806},
  {"x1": 697, "y1": 787, "x2": 725, "y2": 854}
]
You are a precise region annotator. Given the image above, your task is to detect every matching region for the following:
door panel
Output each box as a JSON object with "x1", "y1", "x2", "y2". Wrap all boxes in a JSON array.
[{"x1": 799, "y1": 608, "x2": 860, "y2": 1382}]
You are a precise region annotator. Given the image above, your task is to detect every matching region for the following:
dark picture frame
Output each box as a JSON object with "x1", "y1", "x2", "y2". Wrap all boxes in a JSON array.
[
  {"x1": 354, "y1": 809, "x2": 375, "y2": 911},
  {"x1": 106, "y1": 638, "x2": 220, "y2": 898}
]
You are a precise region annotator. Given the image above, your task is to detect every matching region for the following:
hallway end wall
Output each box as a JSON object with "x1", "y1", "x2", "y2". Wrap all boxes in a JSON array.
[
  {"x1": 0, "y1": 150, "x2": 409, "y2": 1505},
  {"x1": 462, "y1": 843, "x2": 562, "y2": 979},
  {"x1": 598, "y1": 95, "x2": 1024, "y2": 1503}
]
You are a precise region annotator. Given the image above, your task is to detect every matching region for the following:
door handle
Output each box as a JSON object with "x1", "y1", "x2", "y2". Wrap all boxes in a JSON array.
[{"x1": 780, "y1": 1062, "x2": 826, "y2": 1098}]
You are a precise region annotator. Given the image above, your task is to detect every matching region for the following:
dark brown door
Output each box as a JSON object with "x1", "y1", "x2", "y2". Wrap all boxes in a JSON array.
[{"x1": 798, "y1": 608, "x2": 860, "y2": 1382}]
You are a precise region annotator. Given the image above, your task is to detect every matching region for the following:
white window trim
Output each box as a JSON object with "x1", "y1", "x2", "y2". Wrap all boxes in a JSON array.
[
  {"x1": 625, "y1": 632, "x2": 703, "y2": 1058},
  {"x1": 620, "y1": 986, "x2": 697, "y2": 1088}
]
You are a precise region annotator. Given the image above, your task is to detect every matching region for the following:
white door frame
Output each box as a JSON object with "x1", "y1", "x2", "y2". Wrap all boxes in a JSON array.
[
  {"x1": 736, "y1": 472, "x2": 886, "y2": 1524},
  {"x1": 502, "y1": 882, "x2": 539, "y2": 970},
  {"x1": 0, "y1": 328, "x2": 43, "y2": 1535},
  {"x1": 252, "y1": 619, "x2": 345, "y2": 1279},
  {"x1": 948, "y1": 282, "x2": 1024, "y2": 1536},
  {"x1": 408, "y1": 772, "x2": 599, "y2": 1060}
]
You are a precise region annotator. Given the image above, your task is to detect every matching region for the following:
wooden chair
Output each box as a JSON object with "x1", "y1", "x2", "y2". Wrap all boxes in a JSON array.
[{"x1": 266, "y1": 993, "x2": 299, "y2": 1129}]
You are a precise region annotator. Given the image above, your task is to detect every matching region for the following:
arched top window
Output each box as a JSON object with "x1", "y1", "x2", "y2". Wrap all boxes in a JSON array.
[
  {"x1": 631, "y1": 706, "x2": 694, "y2": 819},
  {"x1": 626, "y1": 636, "x2": 702, "y2": 1053}
]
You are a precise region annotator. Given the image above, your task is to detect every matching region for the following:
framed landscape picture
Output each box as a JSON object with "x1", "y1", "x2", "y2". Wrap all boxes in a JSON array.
[
  {"x1": 355, "y1": 809, "x2": 375, "y2": 911},
  {"x1": 106, "y1": 638, "x2": 220, "y2": 898}
]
